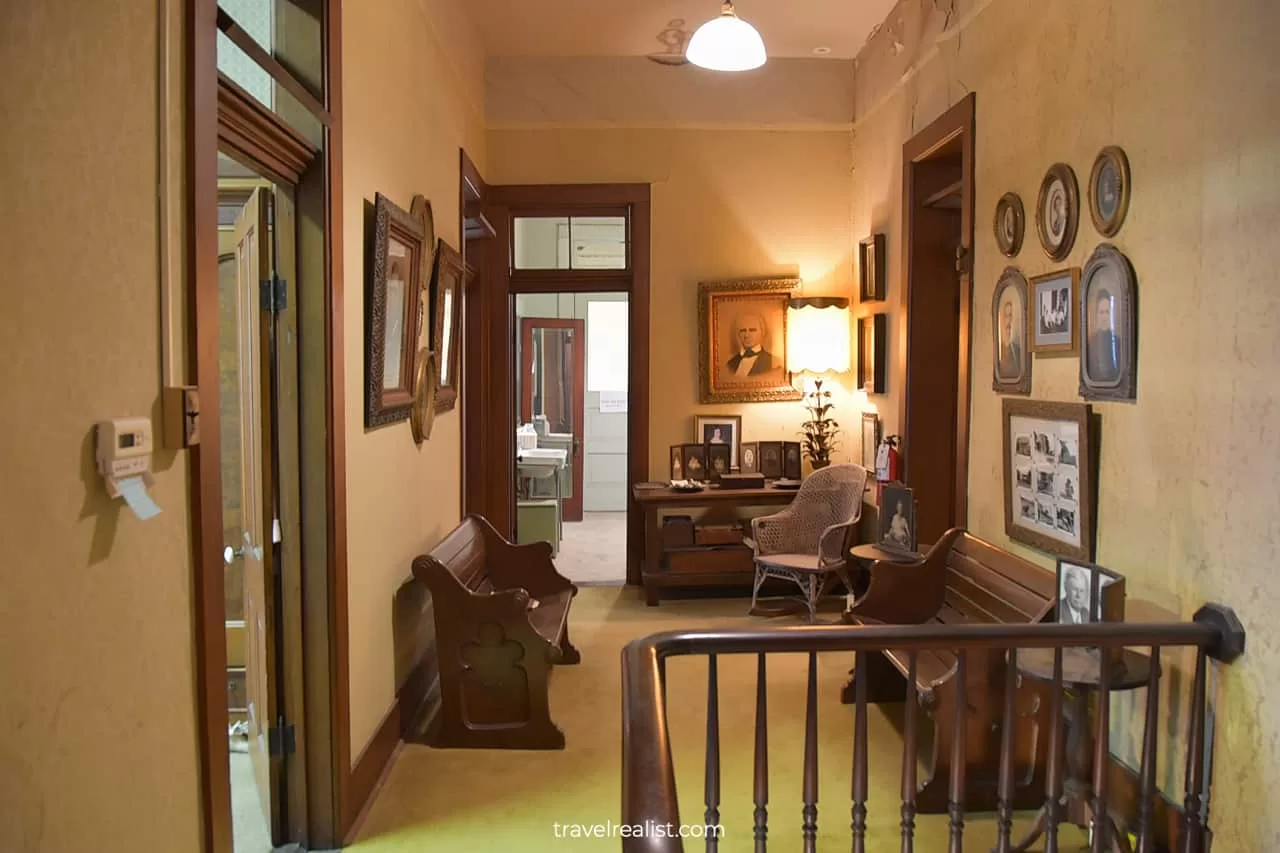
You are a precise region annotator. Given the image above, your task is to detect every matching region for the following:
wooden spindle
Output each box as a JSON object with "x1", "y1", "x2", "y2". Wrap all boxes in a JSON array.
[
  {"x1": 900, "y1": 652, "x2": 919, "y2": 853},
  {"x1": 850, "y1": 650, "x2": 869, "y2": 853},
  {"x1": 1091, "y1": 652, "x2": 1113, "y2": 853},
  {"x1": 1044, "y1": 648, "x2": 1065, "y2": 853},
  {"x1": 995, "y1": 648, "x2": 1018, "y2": 852},
  {"x1": 754, "y1": 653, "x2": 769, "y2": 853},
  {"x1": 1135, "y1": 647, "x2": 1161, "y2": 853},
  {"x1": 705, "y1": 654, "x2": 720, "y2": 852},
  {"x1": 948, "y1": 650, "x2": 967, "y2": 853},
  {"x1": 1180, "y1": 650, "x2": 1208, "y2": 853},
  {"x1": 803, "y1": 651, "x2": 819, "y2": 853}
]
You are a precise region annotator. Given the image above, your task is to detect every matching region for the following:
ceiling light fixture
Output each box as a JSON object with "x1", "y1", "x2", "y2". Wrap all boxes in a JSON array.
[{"x1": 685, "y1": 1, "x2": 767, "y2": 72}]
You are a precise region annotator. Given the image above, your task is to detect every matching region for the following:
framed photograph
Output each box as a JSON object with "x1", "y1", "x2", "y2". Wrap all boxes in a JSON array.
[
  {"x1": 877, "y1": 482, "x2": 917, "y2": 554},
  {"x1": 694, "y1": 414, "x2": 743, "y2": 469},
  {"x1": 1035, "y1": 162, "x2": 1080, "y2": 262},
  {"x1": 782, "y1": 441, "x2": 802, "y2": 480},
  {"x1": 994, "y1": 192, "x2": 1025, "y2": 258},
  {"x1": 670, "y1": 443, "x2": 709, "y2": 483},
  {"x1": 705, "y1": 443, "x2": 731, "y2": 482},
  {"x1": 1002, "y1": 398, "x2": 1096, "y2": 561},
  {"x1": 756, "y1": 441, "x2": 784, "y2": 479},
  {"x1": 740, "y1": 441, "x2": 759, "y2": 474},
  {"x1": 857, "y1": 313, "x2": 887, "y2": 394},
  {"x1": 858, "y1": 234, "x2": 886, "y2": 302},
  {"x1": 1030, "y1": 267, "x2": 1080, "y2": 355},
  {"x1": 428, "y1": 238, "x2": 465, "y2": 413},
  {"x1": 1088, "y1": 146, "x2": 1131, "y2": 238},
  {"x1": 860, "y1": 412, "x2": 880, "y2": 472},
  {"x1": 992, "y1": 267, "x2": 1032, "y2": 394},
  {"x1": 699, "y1": 277, "x2": 802, "y2": 404},
  {"x1": 1055, "y1": 559, "x2": 1125, "y2": 625},
  {"x1": 1079, "y1": 243, "x2": 1138, "y2": 401},
  {"x1": 366, "y1": 193, "x2": 426, "y2": 429}
]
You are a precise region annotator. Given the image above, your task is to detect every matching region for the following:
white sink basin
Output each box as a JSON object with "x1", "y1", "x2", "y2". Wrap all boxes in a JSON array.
[{"x1": 518, "y1": 448, "x2": 567, "y2": 468}]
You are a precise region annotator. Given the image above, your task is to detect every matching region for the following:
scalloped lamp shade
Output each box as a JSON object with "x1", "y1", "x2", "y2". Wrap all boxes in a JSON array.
[
  {"x1": 787, "y1": 299, "x2": 851, "y2": 374},
  {"x1": 685, "y1": 2, "x2": 767, "y2": 72}
]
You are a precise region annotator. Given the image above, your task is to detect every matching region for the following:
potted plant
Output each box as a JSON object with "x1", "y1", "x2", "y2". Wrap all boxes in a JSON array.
[{"x1": 799, "y1": 379, "x2": 840, "y2": 469}]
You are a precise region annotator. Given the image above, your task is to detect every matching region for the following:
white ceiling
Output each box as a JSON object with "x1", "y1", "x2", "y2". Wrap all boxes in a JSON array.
[{"x1": 460, "y1": 0, "x2": 900, "y2": 61}]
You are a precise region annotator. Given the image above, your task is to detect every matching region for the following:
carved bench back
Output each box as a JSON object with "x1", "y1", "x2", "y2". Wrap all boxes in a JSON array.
[
  {"x1": 425, "y1": 516, "x2": 494, "y2": 595},
  {"x1": 941, "y1": 531, "x2": 1056, "y2": 625}
]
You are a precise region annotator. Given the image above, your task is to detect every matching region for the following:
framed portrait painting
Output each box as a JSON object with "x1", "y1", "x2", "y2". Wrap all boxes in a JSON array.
[
  {"x1": 1002, "y1": 397, "x2": 1095, "y2": 561},
  {"x1": 857, "y1": 313, "x2": 887, "y2": 395},
  {"x1": 994, "y1": 192, "x2": 1025, "y2": 258},
  {"x1": 992, "y1": 267, "x2": 1032, "y2": 394},
  {"x1": 698, "y1": 277, "x2": 802, "y2": 404},
  {"x1": 694, "y1": 414, "x2": 742, "y2": 469},
  {"x1": 366, "y1": 193, "x2": 426, "y2": 429},
  {"x1": 1035, "y1": 162, "x2": 1079, "y2": 262},
  {"x1": 1030, "y1": 267, "x2": 1079, "y2": 355},
  {"x1": 1079, "y1": 243, "x2": 1138, "y2": 401},
  {"x1": 1088, "y1": 146, "x2": 1131, "y2": 238},
  {"x1": 859, "y1": 234, "x2": 886, "y2": 302}
]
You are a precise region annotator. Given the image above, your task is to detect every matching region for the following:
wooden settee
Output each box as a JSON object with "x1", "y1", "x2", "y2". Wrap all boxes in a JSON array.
[
  {"x1": 843, "y1": 527, "x2": 1055, "y2": 812},
  {"x1": 411, "y1": 514, "x2": 579, "y2": 750}
]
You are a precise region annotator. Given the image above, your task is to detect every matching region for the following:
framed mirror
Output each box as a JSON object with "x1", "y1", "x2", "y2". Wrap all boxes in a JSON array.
[{"x1": 429, "y1": 239, "x2": 464, "y2": 413}]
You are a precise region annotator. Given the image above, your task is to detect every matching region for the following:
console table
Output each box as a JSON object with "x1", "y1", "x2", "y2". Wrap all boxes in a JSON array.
[{"x1": 633, "y1": 484, "x2": 797, "y2": 606}]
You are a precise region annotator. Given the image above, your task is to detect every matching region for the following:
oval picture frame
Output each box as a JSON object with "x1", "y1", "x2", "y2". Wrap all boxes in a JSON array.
[
  {"x1": 991, "y1": 266, "x2": 1032, "y2": 395},
  {"x1": 410, "y1": 348, "x2": 439, "y2": 445},
  {"x1": 1078, "y1": 243, "x2": 1137, "y2": 401},
  {"x1": 1088, "y1": 146, "x2": 1131, "y2": 237},
  {"x1": 994, "y1": 192, "x2": 1025, "y2": 258},
  {"x1": 1035, "y1": 163, "x2": 1079, "y2": 262}
]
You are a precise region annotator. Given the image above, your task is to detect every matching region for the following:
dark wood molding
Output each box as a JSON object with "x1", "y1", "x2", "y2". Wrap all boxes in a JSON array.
[
  {"x1": 509, "y1": 271, "x2": 634, "y2": 293},
  {"x1": 627, "y1": 195, "x2": 651, "y2": 586},
  {"x1": 459, "y1": 148, "x2": 486, "y2": 519},
  {"x1": 343, "y1": 698, "x2": 402, "y2": 845},
  {"x1": 216, "y1": 72, "x2": 318, "y2": 187},
  {"x1": 191, "y1": 3, "x2": 233, "y2": 852}
]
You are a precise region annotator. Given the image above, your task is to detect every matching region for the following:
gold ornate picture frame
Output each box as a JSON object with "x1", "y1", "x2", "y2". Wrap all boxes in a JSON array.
[{"x1": 698, "y1": 277, "x2": 802, "y2": 404}]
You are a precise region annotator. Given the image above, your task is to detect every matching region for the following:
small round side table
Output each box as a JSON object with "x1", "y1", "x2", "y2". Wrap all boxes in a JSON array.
[{"x1": 1008, "y1": 646, "x2": 1155, "y2": 853}]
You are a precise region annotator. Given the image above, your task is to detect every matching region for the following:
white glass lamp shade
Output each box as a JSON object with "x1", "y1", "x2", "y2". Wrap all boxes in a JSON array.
[
  {"x1": 685, "y1": 2, "x2": 767, "y2": 72},
  {"x1": 786, "y1": 299, "x2": 851, "y2": 375}
]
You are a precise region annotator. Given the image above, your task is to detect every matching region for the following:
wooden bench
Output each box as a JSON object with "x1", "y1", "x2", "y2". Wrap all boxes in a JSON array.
[
  {"x1": 411, "y1": 514, "x2": 580, "y2": 750},
  {"x1": 842, "y1": 528, "x2": 1055, "y2": 813}
]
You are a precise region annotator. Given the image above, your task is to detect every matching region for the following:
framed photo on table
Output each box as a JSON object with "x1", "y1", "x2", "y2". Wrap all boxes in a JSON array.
[
  {"x1": 365, "y1": 193, "x2": 426, "y2": 429},
  {"x1": 698, "y1": 277, "x2": 802, "y2": 404},
  {"x1": 1002, "y1": 398, "x2": 1095, "y2": 561},
  {"x1": 877, "y1": 482, "x2": 917, "y2": 554},
  {"x1": 694, "y1": 414, "x2": 742, "y2": 470},
  {"x1": 1055, "y1": 559, "x2": 1125, "y2": 625}
]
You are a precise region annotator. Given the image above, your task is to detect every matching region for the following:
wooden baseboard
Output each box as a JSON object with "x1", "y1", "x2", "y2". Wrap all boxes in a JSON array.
[{"x1": 1107, "y1": 755, "x2": 1186, "y2": 852}]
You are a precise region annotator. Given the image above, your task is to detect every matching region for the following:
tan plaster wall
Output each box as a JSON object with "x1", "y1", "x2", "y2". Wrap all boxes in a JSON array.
[
  {"x1": 0, "y1": 1, "x2": 203, "y2": 850},
  {"x1": 343, "y1": 0, "x2": 486, "y2": 760},
  {"x1": 486, "y1": 128, "x2": 863, "y2": 477},
  {"x1": 851, "y1": 0, "x2": 1280, "y2": 847}
]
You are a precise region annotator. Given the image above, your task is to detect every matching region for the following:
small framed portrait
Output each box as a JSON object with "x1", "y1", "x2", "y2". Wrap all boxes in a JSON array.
[
  {"x1": 676, "y1": 443, "x2": 707, "y2": 483},
  {"x1": 858, "y1": 233, "x2": 886, "y2": 302},
  {"x1": 877, "y1": 482, "x2": 917, "y2": 554},
  {"x1": 1079, "y1": 243, "x2": 1138, "y2": 401},
  {"x1": 740, "y1": 441, "x2": 759, "y2": 474},
  {"x1": 1002, "y1": 398, "x2": 1096, "y2": 561},
  {"x1": 1035, "y1": 163, "x2": 1079, "y2": 262},
  {"x1": 1055, "y1": 559, "x2": 1125, "y2": 625},
  {"x1": 1029, "y1": 267, "x2": 1080, "y2": 355},
  {"x1": 857, "y1": 313, "x2": 887, "y2": 394},
  {"x1": 756, "y1": 441, "x2": 784, "y2": 479},
  {"x1": 782, "y1": 441, "x2": 802, "y2": 480},
  {"x1": 1088, "y1": 146, "x2": 1131, "y2": 238},
  {"x1": 994, "y1": 192, "x2": 1025, "y2": 258},
  {"x1": 366, "y1": 193, "x2": 427, "y2": 429},
  {"x1": 669, "y1": 445, "x2": 685, "y2": 482},
  {"x1": 694, "y1": 414, "x2": 743, "y2": 470},
  {"x1": 699, "y1": 277, "x2": 802, "y2": 404},
  {"x1": 705, "y1": 442, "x2": 731, "y2": 482},
  {"x1": 860, "y1": 412, "x2": 880, "y2": 472},
  {"x1": 991, "y1": 267, "x2": 1032, "y2": 394}
]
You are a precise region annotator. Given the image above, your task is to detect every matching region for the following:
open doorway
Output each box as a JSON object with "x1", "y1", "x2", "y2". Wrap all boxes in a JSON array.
[
  {"x1": 898, "y1": 94, "x2": 976, "y2": 546},
  {"x1": 515, "y1": 292, "x2": 630, "y2": 585}
]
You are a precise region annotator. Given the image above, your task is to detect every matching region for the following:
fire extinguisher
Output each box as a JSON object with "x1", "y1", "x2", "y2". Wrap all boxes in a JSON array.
[{"x1": 875, "y1": 435, "x2": 901, "y2": 502}]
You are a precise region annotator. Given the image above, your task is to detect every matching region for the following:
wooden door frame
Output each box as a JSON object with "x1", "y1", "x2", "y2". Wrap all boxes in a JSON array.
[
  {"x1": 519, "y1": 316, "x2": 587, "y2": 521},
  {"x1": 897, "y1": 93, "x2": 976, "y2": 539},
  {"x1": 465, "y1": 184, "x2": 650, "y2": 580},
  {"x1": 190, "y1": 1, "x2": 352, "y2": 850}
]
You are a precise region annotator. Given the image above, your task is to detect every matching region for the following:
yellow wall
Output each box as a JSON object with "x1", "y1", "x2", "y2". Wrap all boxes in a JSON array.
[
  {"x1": 0, "y1": 1, "x2": 203, "y2": 851},
  {"x1": 487, "y1": 129, "x2": 863, "y2": 477},
  {"x1": 851, "y1": 0, "x2": 1280, "y2": 847},
  {"x1": 342, "y1": 0, "x2": 486, "y2": 760}
]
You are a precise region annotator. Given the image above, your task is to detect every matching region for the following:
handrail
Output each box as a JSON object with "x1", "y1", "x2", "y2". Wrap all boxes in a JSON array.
[{"x1": 620, "y1": 605, "x2": 1244, "y2": 853}]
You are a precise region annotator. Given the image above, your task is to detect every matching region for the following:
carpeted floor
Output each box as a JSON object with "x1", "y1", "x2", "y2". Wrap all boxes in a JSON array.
[
  {"x1": 555, "y1": 512, "x2": 628, "y2": 585},
  {"x1": 346, "y1": 586, "x2": 1090, "y2": 852}
]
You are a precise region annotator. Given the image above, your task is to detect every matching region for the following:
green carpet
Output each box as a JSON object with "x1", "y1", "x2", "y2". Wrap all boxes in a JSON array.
[{"x1": 347, "y1": 586, "x2": 1092, "y2": 851}]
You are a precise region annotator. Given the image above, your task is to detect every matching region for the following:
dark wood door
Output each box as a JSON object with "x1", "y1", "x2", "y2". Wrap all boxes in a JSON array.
[{"x1": 520, "y1": 317, "x2": 586, "y2": 522}]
